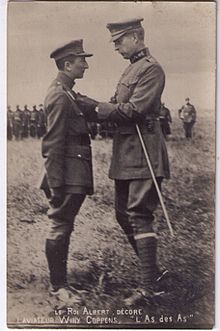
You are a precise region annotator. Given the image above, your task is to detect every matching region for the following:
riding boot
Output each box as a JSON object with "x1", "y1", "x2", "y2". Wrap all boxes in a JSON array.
[
  {"x1": 124, "y1": 236, "x2": 160, "y2": 306},
  {"x1": 45, "y1": 237, "x2": 70, "y2": 289}
]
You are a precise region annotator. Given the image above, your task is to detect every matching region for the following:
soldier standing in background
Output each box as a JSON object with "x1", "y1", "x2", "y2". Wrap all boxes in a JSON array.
[
  {"x1": 7, "y1": 106, "x2": 14, "y2": 140},
  {"x1": 37, "y1": 104, "x2": 47, "y2": 138},
  {"x1": 21, "y1": 105, "x2": 31, "y2": 138},
  {"x1": 178, "y1": 97, "x2": 197, "y2": 138},
  {"x1": 39, "y1": 40, "x2": 98, "y2": 303},
  {"x1": 159, "y1": 102, "x2": 172, "y2": 139},
  {"x1": 99, "y1": 121, "x2": 116, "y2": 139},
  {"x1": 13, "y1": 105, "x2": 23, "y2": 140},
  {"x1": 77, "y1": 18, "x2": 170, "y2": 305},
  {"x1": 87, "y1": 122, "x2": 97, "y2": 140},
  {"x1": 30, "y1": 105, "x2": 39, "y2": 138}
]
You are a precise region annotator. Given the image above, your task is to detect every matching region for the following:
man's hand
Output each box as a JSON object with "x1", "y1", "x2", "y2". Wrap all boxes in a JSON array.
[{"x1": 76, "y1": 93, "x2": 99, "y2": 110}]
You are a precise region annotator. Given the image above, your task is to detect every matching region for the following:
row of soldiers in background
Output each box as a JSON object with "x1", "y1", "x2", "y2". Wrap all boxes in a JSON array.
[
  {"x1": 7, "y1": 104, "x2": 47, "y2": 140},
  {"x1": 7, "y1": 98, "x2": 196, "y2": 141},
  {"x1": 7, "y1": 103, "x2": 116, "y2": 141}
]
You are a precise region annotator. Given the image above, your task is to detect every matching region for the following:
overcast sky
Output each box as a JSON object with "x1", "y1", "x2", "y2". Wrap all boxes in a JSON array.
[{"x1": 7, "y1": 1, "x2": 216, "y2": 111}]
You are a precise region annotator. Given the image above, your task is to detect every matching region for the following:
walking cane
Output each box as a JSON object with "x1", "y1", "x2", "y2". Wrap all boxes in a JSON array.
[{"x1": 135, "y1": 124, "x2": 174, "y2": 237}]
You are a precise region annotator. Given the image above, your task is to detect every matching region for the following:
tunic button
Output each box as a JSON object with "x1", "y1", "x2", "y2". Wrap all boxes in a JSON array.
[{"x1": 78, "y1": 154, "x2": 82, "y2": 158}]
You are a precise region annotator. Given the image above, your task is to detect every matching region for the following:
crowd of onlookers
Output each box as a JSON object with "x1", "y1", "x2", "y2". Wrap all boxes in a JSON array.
[{"x1": 7, "y1": 104, "x2": 47, "y2": 140}]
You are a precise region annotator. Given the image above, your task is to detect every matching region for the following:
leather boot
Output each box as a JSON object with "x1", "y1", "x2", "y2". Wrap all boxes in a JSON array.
[
  {"x1": 45, "y1": 237, "x2": 70, "y2": 289},
  {"x1": 124, "y1": 236, "x2": 160, "y2": 306}
]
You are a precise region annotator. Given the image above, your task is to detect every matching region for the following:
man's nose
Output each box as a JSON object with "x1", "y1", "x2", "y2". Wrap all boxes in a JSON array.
[{"x1": 84, "y1": 62, "x2": 89, "y2": 69}]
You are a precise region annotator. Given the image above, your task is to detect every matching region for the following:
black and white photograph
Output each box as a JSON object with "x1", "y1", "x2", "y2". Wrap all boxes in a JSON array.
[{"x1": 7, "y1": 1, "x2": 216, "y2": 328}]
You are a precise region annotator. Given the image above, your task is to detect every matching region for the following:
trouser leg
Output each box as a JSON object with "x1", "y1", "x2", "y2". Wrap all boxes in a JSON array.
[
  {"x1": 115, "y1": 180, "x2": 138, "y2": 255},
  {"x1": 46, "y1": 194, "x2": 85, "y2": 289},
  {"x1": 187, "y1": 123, "x2": 191, "y2": 138},
  {"x1": 184, "y1": 123, "x2": 192, "y2": 138},
  {"x1": 7, "y1": 126, "x2": 12, "y2": 140},
  {"x1": 183, "y1": 123, "x2": 188, "y2": 138},
  {"x1": 188, "y1": 122, "x2": 194, "y2": 138},
  {"x1": 127, "y1": 178, "x2": 162, "y2": 290}
]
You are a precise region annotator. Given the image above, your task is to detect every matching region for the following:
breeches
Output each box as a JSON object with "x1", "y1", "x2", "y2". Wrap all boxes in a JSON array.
[
  {"x1": 183, "y1": 122, "x2": 194, "y2": 137},
  {"x1": 115, "y1": 178, "x2": 162, "y2": 237},
  {"x1": 46, "y1": 194, "x2": 85, "y2": 241}
]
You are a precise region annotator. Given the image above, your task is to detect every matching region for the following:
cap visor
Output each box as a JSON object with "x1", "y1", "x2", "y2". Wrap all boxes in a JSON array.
[
  {"x1": 110, "y1": 31, "x2": 127, "y2": 42},
  {"x1": 77, "y1": 52, "x2": 93, "y2": 57}
]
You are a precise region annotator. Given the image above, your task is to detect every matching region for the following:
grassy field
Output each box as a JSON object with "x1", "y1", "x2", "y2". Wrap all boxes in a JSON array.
[{"x1": 7, "y1": 113, "x2": 215, "y2": 328}]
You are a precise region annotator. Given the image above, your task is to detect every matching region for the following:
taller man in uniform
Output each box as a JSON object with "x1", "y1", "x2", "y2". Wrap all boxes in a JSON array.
[
  {"x1": 39, "y1": 40, "x2": 98, "y2": 303},
  {"x1": 77, "y1": 18, "x2": 170, "y2": 305}
]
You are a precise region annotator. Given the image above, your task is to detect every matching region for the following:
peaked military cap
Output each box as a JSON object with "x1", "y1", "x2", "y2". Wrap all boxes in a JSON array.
[
  {"x1": 106, "y1": 17, "x2": 144, "y2": 42},
  {"x1": 50, "y1": 39, "x2": 93, "y2": 61}
]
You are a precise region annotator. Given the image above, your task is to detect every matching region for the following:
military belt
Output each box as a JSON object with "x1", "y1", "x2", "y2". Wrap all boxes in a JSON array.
[
  {"x1": 117, "y1": 118, "x2": 160, "y2": 134},
  {"x1": 66, "y1": 134, "x2": 90, "y2": 146}
]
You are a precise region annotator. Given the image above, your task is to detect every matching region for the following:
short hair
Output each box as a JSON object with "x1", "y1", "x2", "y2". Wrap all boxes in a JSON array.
[
  {"x1": 55, "y1": 55, "x2": 76, "y2": 70},
  {"x1": 127, "y1": 26, "x2": 145, "y2": 41}
]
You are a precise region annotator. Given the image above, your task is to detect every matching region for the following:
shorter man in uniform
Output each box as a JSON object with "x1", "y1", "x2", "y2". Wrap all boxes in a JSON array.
[
  {"x1": 159, "y1": 102, "x2": 172, "y2": 139},
  {"x1": 39, "y1": 39, "x2": 98, "y2": 304},
  {"x1": 178, "y1": 98, "x2": 197, "y2": 138}
]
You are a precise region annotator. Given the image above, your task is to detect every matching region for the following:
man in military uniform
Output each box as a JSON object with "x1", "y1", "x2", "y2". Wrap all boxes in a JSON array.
[
  {"x1": 99, "y1": 121, "x2": 116, "y2": 139},
  {"x1": 37, "y1": 104, "x2": 47, "y2": 138},
  {"x1": 13, "y1": 105, "x2": 23, "y2": 140},
  {"x1": 77, "y1": 18, "x2": 170, "y2": 305},
  {"x1": 7, "y1": 106, "x2": 14, "y2": 140},
  {"x1": 21, "y1": 105, "x2": 31, "y2": 138},
  {"x1": 159, "y1": 102, "x2": 172, "y2": 139},
  {"x1": 30, "y1": 105, "x2": 39, "y2": 138},
  {"x1": 87, "y1": 122, "x2": 98, "y2": 140},
  {"x1": 39, "y1": 40, "x2": 98, "y2": 303},
  {"x1": 178, "y1": 97, "x2": 197, "y2": 138}
]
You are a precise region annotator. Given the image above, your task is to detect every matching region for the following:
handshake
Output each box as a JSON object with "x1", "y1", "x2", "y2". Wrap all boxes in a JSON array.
[{"x1": 76, "y1": 93, "x2": 99, "y2": 110}]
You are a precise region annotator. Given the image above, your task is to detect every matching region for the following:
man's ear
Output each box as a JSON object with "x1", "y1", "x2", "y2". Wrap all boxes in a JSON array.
[
  {"x1": 132, "y1": 32, "x2": 139, "y2": 43},
  {"x1": 65, "y1": 61, "x2": 72, "y2": 72}
]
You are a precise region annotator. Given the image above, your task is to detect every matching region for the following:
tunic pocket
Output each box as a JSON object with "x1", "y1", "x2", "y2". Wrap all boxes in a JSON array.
[
  {"x1": 117, "y1": 77, "x2": 139, "y2": 103},
  {"x1": 64, "y1": 145, "x2": 93, "y2": 186}
]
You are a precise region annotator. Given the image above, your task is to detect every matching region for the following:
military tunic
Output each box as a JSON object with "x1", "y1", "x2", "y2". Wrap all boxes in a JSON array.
[
  {"x1": 180, "y1": 103, "x2": 196, "y2": 123},
  {"x1": 41, "y1": 72, "x2": 97, "y2": 195},
  {"x1": 97, "y1": 48, "x2": 170, "y2": 180}
]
